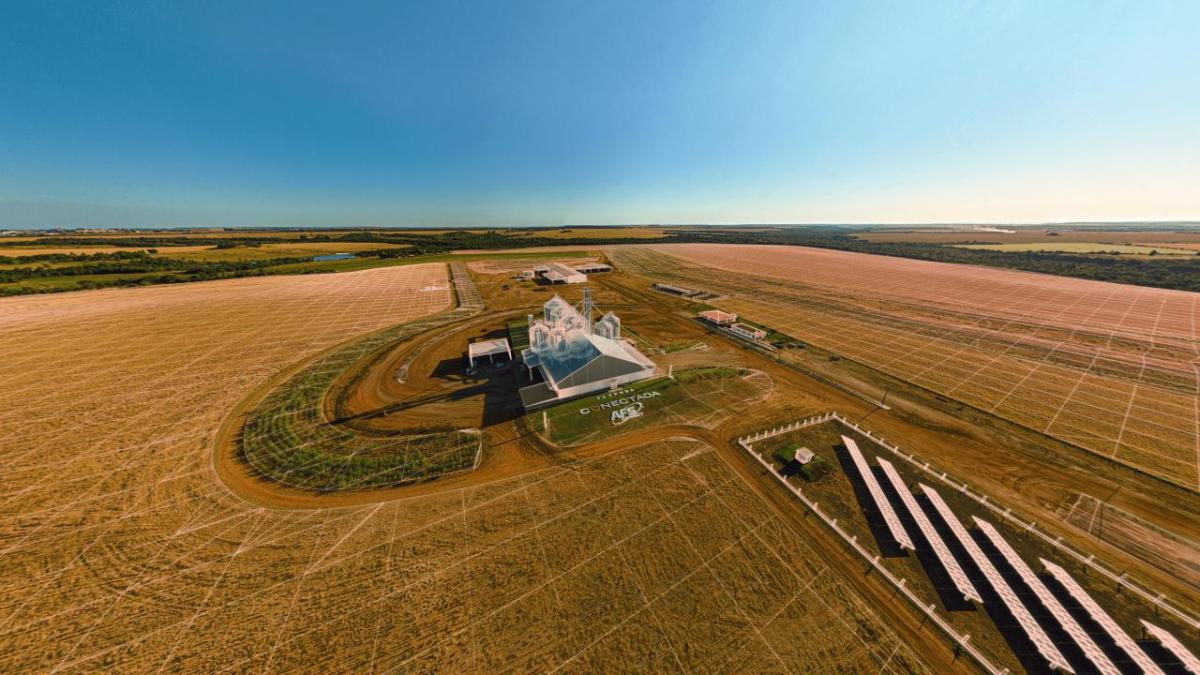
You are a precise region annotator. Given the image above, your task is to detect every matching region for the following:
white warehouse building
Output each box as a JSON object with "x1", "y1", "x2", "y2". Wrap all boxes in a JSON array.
[
  {"x1": 518, "y1": 291, "x2": 656, "y2": 409},
  {"x1": 533, "y1": 263, "x2": 587, "y2": 284}
]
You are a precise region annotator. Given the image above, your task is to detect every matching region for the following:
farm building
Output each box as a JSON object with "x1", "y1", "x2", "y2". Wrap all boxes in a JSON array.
[
  {"x1": 518, "y1": 291, "x2": 656, "y2": 409},
  {"x1": 574, "y1": 262, "x2": 612, "y2": 274},
  {"x1": 730, "y1": 323, "x2": 767, "y2": 341},
  {"x1": 699, "y1": 309, "x2": 737, "y2": 325},
  {"x1": 652, "y1": 282, "x2": 702, "y2": 297},
  {"x1": 467, "y1": 338, "x2": 511, "y2": 367},
  {"x1": 533, "y1": 263, "x2": 587, "y2": 284}
]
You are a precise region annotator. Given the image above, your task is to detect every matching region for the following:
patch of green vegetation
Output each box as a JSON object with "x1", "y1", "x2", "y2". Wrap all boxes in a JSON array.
[
  {"x1": 531, "y1": 367, "x2": 753, "y2": 446},
  {"x1": 240, "y1": 312, "x2": 479, "y2": 491},
  {"x1": 727, "y1": 317, "x2": 794, "y2": 346},
  {"x1": 533, "y1": 376, "x2": 672, "y2": 446},
  {"x1": 771, "y1": 447, "x2": 795, "y2": 466},
  {"x1": 797, "y1": 455, "x2": 832, "y2": 481},
  {"x1": 507, "y1": 316, "x2": 531, "y2": 352}
]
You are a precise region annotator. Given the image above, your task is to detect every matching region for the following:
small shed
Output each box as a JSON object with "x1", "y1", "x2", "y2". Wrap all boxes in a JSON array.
[
  {"x1": 468, "y1": 338, "x2": 512, "y2": 367},
  {"x1": 793, "y1": 447, "x2": 815, "y2": 465},
  {"x1": 730, "y1": 323, "x2": 767, "y2": 340},
  {"x1": 699, "y1": 309, "x2": 737, "y2": 325}
]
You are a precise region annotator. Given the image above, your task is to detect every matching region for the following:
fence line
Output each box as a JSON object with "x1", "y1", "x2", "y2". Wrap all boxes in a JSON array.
[
  {"x1": 738, "y1": 411, "x2": 1200, "y2": 633},
  {"x1": 737, "y1": 433, "x2": 1007, "y2": 674}
]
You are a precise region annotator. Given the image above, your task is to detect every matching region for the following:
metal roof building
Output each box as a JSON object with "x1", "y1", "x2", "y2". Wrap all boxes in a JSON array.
[
  {"x1": 533, "y1": 263, "x2": 587, "y2": 284},
  {"x1": 699, "y1": 309, "x2": 738, "y2": 325},
  {"x1": 518, "y1": 293, "x2": 656, "y2": 409},
  {"x1": 573, "y1": 262, "x2": 612, "y2": 274}
]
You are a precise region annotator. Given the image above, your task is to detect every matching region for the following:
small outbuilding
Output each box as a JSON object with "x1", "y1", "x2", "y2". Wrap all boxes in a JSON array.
[
  {"x1": 730, "y1": 323, "x2": 767, "y2": 341},
  {"x1": 699, "y1": 309, "x2": 737, "y2": 326},
  {"x1": 793, "y1": 446, "x2": 815, "y2": 465},
  {"x1": 468, "y1": 338, "x2": 512, "y2": 367},
  {"x1": 574, "y1": 262, "x2": 612, "y2": 274}
]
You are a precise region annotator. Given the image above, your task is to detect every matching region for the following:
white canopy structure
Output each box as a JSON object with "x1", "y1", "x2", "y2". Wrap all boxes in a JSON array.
[
  {"x1": 1040, "y1": 559, "x2": 1162, "y2": 675},
  {"x1": 1141, "y1": 621, "x2": 1199, "y2": 674},
  {"x1": 468, "y1": 338, "x2": 511, "y2": 367},
  {"x1": 842, "y1": 435, "x2": 913, "y2": 551},
  {"x1": 877, "y1": 458, "x2": 980, "y2": 603},
  {"x1": 920, "y1": 484, "x2": 1072, "y2": 673},
  {"x1": 974, "y1": 518, "x2": 1119, "y2": 675}
]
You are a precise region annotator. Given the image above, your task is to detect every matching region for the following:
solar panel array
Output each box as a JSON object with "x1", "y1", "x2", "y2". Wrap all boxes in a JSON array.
[
  {"x1": 919, "y1": 485, "x2": 1072, "y2": 672},
  {"x1": 973, "y1": 518, "x2": 1119, "y2": 675},
  {"x1": 1040, "y1": 558, "x2": 1163, "y2": 675},
  {"x1": 841, "y1": 435, "x2": 914, "y2": 550},
  {"x1": 1141, "y1": 621, "x2": 1200, "y2": 674},
  {"x1": 877, "y1": 458, "x2": 981, "y2": 603}
]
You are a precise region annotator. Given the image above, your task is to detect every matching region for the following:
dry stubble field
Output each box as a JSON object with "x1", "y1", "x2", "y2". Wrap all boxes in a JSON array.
[
  {"x1": 611, "y1": 244, "x2": 1200, "y2": 491},
  {"x1": 0, "y1": 264, "x2": 928, "y2": 672}
]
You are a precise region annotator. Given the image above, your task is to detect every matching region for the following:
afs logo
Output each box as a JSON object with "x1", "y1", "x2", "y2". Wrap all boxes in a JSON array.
[{"x1": 610, "y1": 403, "x2": 644, "y2": 425}]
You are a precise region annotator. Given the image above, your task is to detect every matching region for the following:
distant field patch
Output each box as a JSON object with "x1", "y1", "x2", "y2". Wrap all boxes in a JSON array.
[
  {"x1": 165, "y1": 241, "x2": 409, "y2": 263},
  {"x1": 510, "y1": 227, "x2": 671, "y2": 239},
  {"x1": 955, "y1": 242, "x2": 1197, "y2": 255},
  {"x1": 0, "y1": 245, "x2": 213, "y2": 257},
  {"x1": 857, "y1": 228, "x2": 1200, "y2": 246}
]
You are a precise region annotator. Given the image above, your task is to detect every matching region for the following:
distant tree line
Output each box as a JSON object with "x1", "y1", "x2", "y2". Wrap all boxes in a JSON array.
[
  {"x1": 6, "y1": 226, "x2": 1200, "y2": 295},
  {"x1": 0, "y1": 252, "x2": 321, "y2": 295}
]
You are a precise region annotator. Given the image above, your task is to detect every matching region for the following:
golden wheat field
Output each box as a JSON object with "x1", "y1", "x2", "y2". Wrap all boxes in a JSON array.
[{"x1": 0, "y1": 265, "x2": 927, "y2": 673}]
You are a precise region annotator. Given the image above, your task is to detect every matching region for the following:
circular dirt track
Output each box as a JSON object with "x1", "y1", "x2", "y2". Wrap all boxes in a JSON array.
[
  {"x1": 211, "y1": 310, "x2": 557, "y2": 509},
  {"x1": 211, "y1": 295, "x2": 786, "y2": 511}
]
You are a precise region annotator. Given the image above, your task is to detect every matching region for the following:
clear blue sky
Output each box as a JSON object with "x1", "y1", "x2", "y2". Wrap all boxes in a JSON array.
[{"x1": 2, "y1": 1, "x2": 1198, "y2": 227}]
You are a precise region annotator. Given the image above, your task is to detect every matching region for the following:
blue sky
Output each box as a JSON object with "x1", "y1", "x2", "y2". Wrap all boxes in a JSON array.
[{"x1": 2, "y1": 1, "x2": 1198, "y2": 227}]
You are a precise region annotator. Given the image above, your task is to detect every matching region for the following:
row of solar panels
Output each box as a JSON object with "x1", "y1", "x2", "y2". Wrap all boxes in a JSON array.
[{"x1": 841, "y1": 435, "x2": 1197, "y2": 675}]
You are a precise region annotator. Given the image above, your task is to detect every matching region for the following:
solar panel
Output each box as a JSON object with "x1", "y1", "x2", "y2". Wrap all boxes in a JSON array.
[
  {"x1": 841, "y1": 435, "x2": 913, "y2": 551},
  {"x1": 1141, "y1": 621, "x2": 1200, "y2": 674},
  {"x1": 919, "y1": 484, "x2": 1072, "y2": 673},
  {"x1": 1040, "y1": 559, "x2": 1162, "y2": 675},
  {"x1": 973, "y1": 518, "x2": 1119, "y2": 675},
  {"x1": 877, "y1": 458, "x2": 981, "y2": 603}
]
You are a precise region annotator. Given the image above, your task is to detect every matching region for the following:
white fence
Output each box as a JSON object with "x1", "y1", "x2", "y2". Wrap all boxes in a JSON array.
[
  {"x1": 737, "y1": 427, "x2": 1007, "y2": 675},
  {"x1": 738, "y1": 411, "x2": 1200, "y2": 634}
]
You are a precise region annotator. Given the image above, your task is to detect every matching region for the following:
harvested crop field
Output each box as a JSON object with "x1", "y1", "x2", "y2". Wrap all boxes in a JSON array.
[
  {"x1": 611, "y1": 244, "x2": 1200, "y2": 490},
  {"x1": 856, "y1": 228, "x2": 1200, "y2": 246},
  {"x1": 956, "y1": 242, "x2": 1196, "y2": 255},
  {"x1": 0, "y1": 265, "x2": 930, "y2": 672}
]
